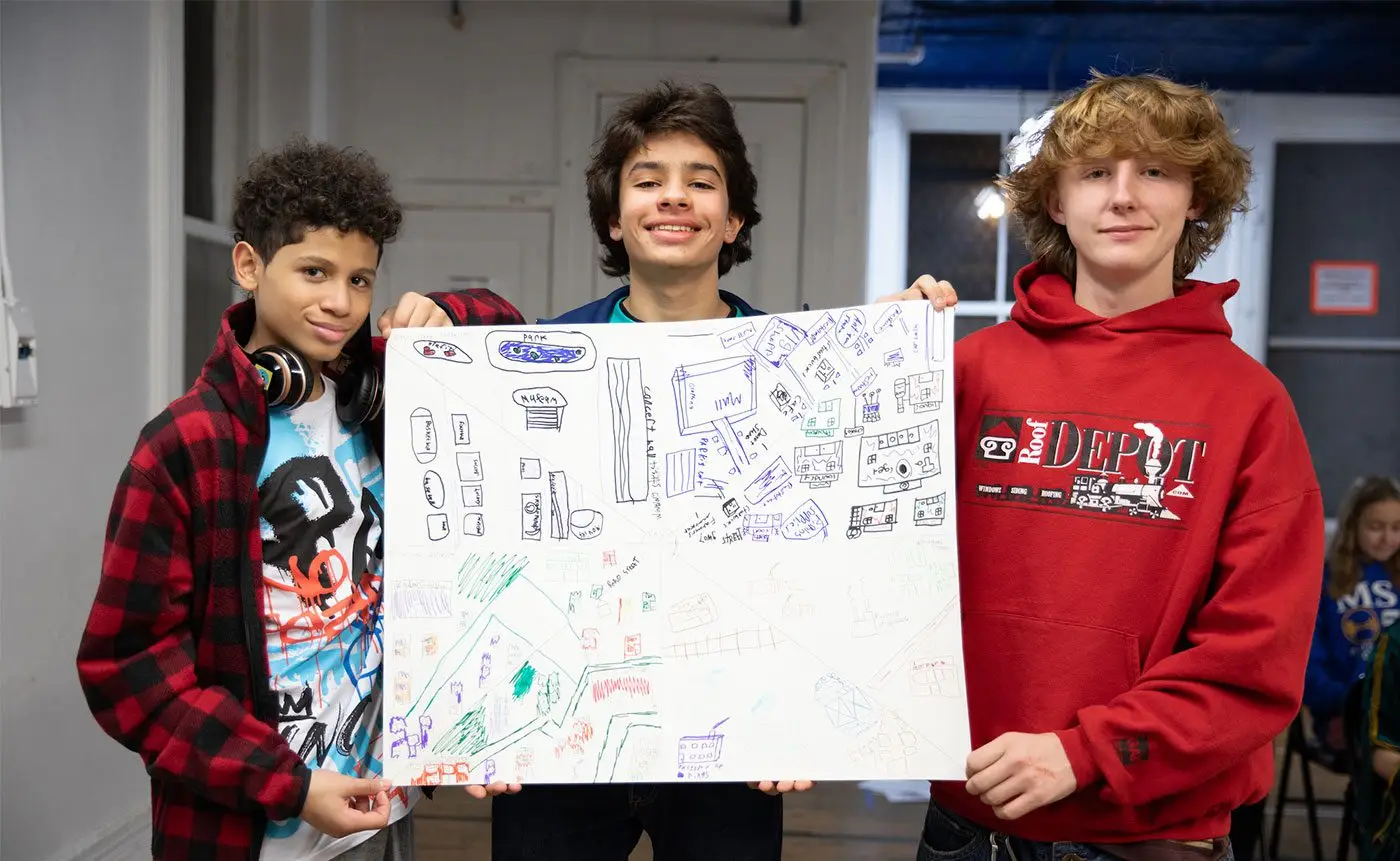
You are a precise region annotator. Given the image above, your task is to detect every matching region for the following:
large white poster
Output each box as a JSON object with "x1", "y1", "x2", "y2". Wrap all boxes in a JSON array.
[{"x1": 381, "y1": 301, "x2": 969, "y2": 786}]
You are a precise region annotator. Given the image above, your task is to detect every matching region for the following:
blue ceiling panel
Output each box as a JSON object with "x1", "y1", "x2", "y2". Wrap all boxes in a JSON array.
[{"x1": 877, "y1": 0, "x2": 1400, "y2": 95}]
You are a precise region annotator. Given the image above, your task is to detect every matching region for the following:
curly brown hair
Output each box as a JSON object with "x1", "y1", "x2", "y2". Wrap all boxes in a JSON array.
[
  {"x1": 999, "y1": 71, "x2": 1252, "y2": 283},
  {"x1": 231, "y1": 136, "x2": 403, "y2": 264},
  {"x1": 585, "y1": 81, "x2": 761, "y2": 279}
]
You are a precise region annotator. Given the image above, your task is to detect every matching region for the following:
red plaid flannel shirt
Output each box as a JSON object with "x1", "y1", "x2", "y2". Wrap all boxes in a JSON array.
[{"x1": 77, "y1": 289, "x2": 523, "y2": 860}]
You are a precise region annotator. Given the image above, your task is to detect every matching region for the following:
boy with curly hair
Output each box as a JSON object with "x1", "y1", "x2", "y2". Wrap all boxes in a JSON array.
[
  {"x1": 900, "y1": 71, "x2": 1324, "y2": 857},
  {"x1": 76, "y1": 137, "x2": 524, "y2": 861}
]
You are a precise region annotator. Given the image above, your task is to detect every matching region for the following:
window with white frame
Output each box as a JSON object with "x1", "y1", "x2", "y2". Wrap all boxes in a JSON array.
[
  {"x1": 867, "y1": 89, "x2": 1053, "y2": 338},
  {"x1": 182, "y1": 0, "x2": 245, "y2": 388}
]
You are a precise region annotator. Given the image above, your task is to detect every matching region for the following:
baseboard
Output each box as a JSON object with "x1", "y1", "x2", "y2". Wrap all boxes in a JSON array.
[{"x1": 52, "y1": 806, "x2": 149, "y2": 861}]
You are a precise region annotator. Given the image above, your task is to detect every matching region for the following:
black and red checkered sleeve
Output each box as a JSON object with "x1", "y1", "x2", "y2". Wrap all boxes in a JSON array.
[
  {"x1": 430, "y1": 288, "x2": 526, "y2": 327},
  {"x1": 76, "y1": 460, "x2": 310, "y2": 819}
]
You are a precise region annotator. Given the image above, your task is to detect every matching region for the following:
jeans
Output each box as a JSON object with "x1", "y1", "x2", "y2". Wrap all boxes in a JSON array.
[
  {"x1": 491, "y1": 782, "x2": 782, "y2": 861},
  {"x1": 916, "y1": 802, "x2": 1236, "y2": 861}
]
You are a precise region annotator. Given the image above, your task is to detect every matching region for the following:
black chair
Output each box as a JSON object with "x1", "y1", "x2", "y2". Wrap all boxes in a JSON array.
[{"x1": 1269, "y1": 693, "x2": 1359, "y2": 861}]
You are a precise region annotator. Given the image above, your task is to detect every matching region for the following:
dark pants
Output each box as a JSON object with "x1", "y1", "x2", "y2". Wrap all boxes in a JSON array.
[
  {"x1": 917, "y1": 801, "x2": 1236, "y2": 861},
  {"x1": 1228, "y1": 801, "x2": 1266, "y2": 861},
  {"x1": 491, "y1": 782, "x2": 783, "y2": 861}
]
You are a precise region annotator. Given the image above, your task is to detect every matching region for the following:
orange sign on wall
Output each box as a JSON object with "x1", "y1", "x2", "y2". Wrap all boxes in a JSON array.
[{"x1": 1310, "y1": 261, "x2": 1379, "y2": 316}]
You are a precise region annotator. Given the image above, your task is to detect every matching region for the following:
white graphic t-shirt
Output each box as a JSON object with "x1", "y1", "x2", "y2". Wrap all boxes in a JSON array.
[{"x1": 256, "y1": 377, "x2": 419, "y2": 861}]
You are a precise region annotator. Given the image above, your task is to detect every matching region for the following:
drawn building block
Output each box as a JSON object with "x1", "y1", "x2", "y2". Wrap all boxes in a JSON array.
[
  {"x1": 569, "y1": 509, "x2": 604, "y2": 540},
  {"x1": 814, "y1": 673, "x2": 876, "y2": 736},
  {"x1": 672, "y1": 356, "x2": 758, "y2": 471},
  {"x1": 410, "y1": 407, "x2": 438, "y2": 464},
  {"x1": 803, "y1": 398, "x2": 841, "y2": 437},
  {"x1": 667, "y1": 593, "x2": 718, "y2": 633},
  {"x1": 894, "y1": 371, "x2": 944, "y2": 414},
  {"x1": 744, "y1": 512, "x2": 782, "y2": 542},
  {"x1": 873, "y1": 302, "x2": 910, "y2": 335},
  {"x1": 512, "y1": 387, "x2": 567, "y2": 431},
  {"x1": 676, "y1": 718, "x2": 728, "y2": 778},
  {"x1": 781, "y1": 499, "x2": 829, "y2": 540},
  {"x1": 753, "y1": 317, "x2": 806, "y2": 368},
  {"x1": 665, "y1": 449, "x2": 697, "y2": 497},
  {"x1": 607, "y1": 358, "x2": 648, "y2": 503},
  {"x1": 913, "y1": 493, "x2": 947, "y2": 527},
  {"x1": 462, "y1": 485, "x2": 484, "y2": 507},
  {"x1": 422, "y1": 470, "x2": 446, "y2": 509},
  {"x1": 549, "y1": 471, "x2": 571, "y2": 539},
  {"x1": 909, "y1": 655, "x2": 962, "y2": 698},
  {"x1": 856, "y1": 420, "x2": 939, "y2": 493},
  {"x1": 720, "y1": 321, "x2": 756, "y2": 349},
  {"x1": 486, "y1": 330, "x2": 597, "y2": 373},
  {"x1": 463, "y1": 513, "x2": 484, "y2": 537},
  {"x1": 743, "y1": 456, "x2": 792, "y2": 505},
  {"x1": 860, "y1": 388, "x2": 881, "y2": 423},
  {"x1": 413, "y1": 339, "x2": 472, "y2": 364},
  {"x1": 427, "y1": 513, "x2": 450, "y2": 541},
  {"x1": 450, "y1": 413, "x2": 471, "y2": 445},
  {"x1": 521, "y1": 492, "x2": 542, "y2": 541},
  {"x1": 457, "y1": 452, "x2": 484, "y2": 482},
  {"x1": 846, "y1": 500, "x2": 897, "y2": 539},
  {"x1": 794, "y1": 440, "x2": 842, "y2": 489}
]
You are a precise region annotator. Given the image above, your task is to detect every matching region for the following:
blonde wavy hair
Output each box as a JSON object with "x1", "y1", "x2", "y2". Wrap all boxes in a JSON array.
[{"x1": 999, "y1": 70, "x2": 1252, "y2": 283}]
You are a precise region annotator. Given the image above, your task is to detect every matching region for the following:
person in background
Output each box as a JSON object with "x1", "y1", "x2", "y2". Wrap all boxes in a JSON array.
[{"x1": 1307, "y1": 475, "x2": 1400, "y2": 767}]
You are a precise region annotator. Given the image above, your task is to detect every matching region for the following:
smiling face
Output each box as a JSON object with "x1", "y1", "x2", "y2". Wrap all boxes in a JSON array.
[
  {"x1": 1359, "y1": 498, "x2": 1400, "y2": 564},
  {"x1": 609, "y1": 132, "x2": 744, "y2": 281},
  {"x1": 234, "y1": 226, "x2": 380, "y2": 366},
  {"x1": 1047, "y1": 156, "x2": 1201, "y2": 289}
]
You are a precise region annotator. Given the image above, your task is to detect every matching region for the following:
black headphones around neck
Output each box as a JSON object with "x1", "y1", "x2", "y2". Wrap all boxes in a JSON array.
[{"x1": 249, "y1": 345, "x2": 383, "y2": 429}]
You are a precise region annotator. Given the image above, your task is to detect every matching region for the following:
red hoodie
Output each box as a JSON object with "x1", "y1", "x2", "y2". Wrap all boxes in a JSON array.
[{"x1": 931, "y1": 263, "x2": 1323, "y2": 840}]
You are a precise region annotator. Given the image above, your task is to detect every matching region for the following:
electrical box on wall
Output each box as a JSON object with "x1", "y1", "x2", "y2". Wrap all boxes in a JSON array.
[{"x1": 0, "y1": 297, "x2": 37, "y2": 408}]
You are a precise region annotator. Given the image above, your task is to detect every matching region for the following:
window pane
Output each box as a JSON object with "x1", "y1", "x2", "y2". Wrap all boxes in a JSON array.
[
  {"x1": 1266, "y1": 347, "x2": 1400, "y2": 516},
  {"x1": 1006, "y1": 218, "x2": 1034, "y2": 298},
  {"x1": 184, "y1": 0, "x2": 216, "y2": 221},
  {"x1": 1267, "y1": 142, "x2": 1400, "y2": 339},
  {"x1": 906, "y1": 134, "x2": 1002, "y2": 301},
  {"x1": 185, "y1": 235, "x2": 233, "y2": 388},
  {"x1": 954, "y1": 314, "x2": 999, "y2": 341}
]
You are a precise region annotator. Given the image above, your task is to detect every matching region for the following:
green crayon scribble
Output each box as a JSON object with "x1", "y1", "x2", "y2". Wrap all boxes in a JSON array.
[
  {"x1": 457, "y1": 552, "x2": 528, "y2": 604},
  {"x1": 511, "y1": 662, "x2": 537, "y2": 700},
  {"x1": 432, "y1": 706, "x2": 488, "y2": 758}
]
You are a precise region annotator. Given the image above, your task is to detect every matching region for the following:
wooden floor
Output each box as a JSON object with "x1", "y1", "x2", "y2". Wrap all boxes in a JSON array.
[{"x1": 414, "y1": 734, "x2": 1355, "y2": 861}]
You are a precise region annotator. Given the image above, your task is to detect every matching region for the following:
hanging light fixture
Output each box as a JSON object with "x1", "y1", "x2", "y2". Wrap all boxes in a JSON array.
[{"x1": 975, "y1": 186, "x2": 1005, "y2": 222}]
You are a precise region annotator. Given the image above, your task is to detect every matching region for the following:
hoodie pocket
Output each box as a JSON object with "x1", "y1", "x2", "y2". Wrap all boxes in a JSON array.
[{"x1": 964, "y1": 610, "x2": 1140, "y2": 735}]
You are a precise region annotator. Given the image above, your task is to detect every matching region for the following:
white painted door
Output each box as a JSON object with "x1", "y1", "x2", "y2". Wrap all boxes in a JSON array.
[
  {"x1": 378, "y1": 209, "x2": 553, "y2": 326},
  {"x1": 593, "y1": 96, "x2": 806, "y2": 316}
]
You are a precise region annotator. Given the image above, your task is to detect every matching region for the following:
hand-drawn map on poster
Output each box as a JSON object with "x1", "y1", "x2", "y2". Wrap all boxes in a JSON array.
[{"x1": 381, "y1": 301, "x2": 969, "y2": 786}]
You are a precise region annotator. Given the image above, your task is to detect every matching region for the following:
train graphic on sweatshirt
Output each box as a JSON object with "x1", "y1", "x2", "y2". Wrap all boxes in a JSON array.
[{"x1": 971, "y1": 411, "x2": 1208, "y2": 524}]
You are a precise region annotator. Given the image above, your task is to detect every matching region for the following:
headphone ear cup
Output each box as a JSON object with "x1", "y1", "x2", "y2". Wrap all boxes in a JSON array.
[
  {"x1": 251, "y1": 346, "x2": 313, "y2": 410},
  {"x1": 336, "y1": 364, "x2": 383, "y2": 429}
]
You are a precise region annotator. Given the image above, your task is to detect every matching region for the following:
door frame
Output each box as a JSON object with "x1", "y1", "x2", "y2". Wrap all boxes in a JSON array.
[
  {"x1": 551, "y1": 56, "x2": 855, "y2": 318},
  {"x1": 1233, "y1": 92, "x2": 1400, "y2": 359}
]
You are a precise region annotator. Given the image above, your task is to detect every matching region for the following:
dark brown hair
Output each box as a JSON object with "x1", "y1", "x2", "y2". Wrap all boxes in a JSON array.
[
  {"x1": 999, "y1": 70, "x2": 1252, "y2": 283},
  {"x1": 1327, "y1": 475, "x2": 1400, "y2": 598},
  {"x1": 585, "y1": 81, "x2": 761, "y2": 279},
  {"x1": 232, "y1": 135, "x2": 403, "y2": 263}
]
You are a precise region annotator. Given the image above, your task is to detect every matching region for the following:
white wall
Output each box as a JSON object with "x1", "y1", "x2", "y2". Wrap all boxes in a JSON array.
[
  {"x1": 0, "y1": 2, "x2": 159, "y2": 859},
  {"x1": 243, "y1": 0, "x2": 878, "y2": 320}
]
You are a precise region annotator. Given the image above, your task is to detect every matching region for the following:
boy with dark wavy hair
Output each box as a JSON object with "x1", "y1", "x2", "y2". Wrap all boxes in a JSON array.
[
  {"x1": 906, "y1": 71, "x2": 1323, "y2": 859},
  {"x1": 494, "y1": 79, "x2": 957, "y2": 861},
  {"x1": 77, "y1": 137, "x2": 523, "y2": 861}
]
